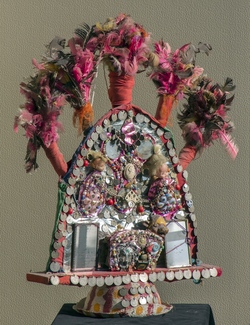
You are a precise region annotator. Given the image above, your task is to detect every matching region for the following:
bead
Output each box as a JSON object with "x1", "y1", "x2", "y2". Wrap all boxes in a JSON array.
[
  {"x1": 137, "y1": 205, "x2": 144, "y2": 213},
  {"x1": 106, "y1": 198, "x2": 114, "y2": 205},
  {"x1": 83, "y1": 160, "x2": 89, "y2": 167}
]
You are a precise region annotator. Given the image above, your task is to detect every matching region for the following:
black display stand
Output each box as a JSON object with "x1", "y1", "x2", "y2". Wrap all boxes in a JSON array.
[{"x1": 52, "y1": 303, "x2": 215, "y2": 325}]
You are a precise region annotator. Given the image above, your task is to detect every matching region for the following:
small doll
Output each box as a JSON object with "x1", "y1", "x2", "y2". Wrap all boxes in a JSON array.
[
  {"x1": 143, "y1": 145, "x2": 181, "y2": 216},
  {"x1": 88, "y1": 151, "x2": 107, "y2": 172},
  {"x1": 143, "y1": 144, "x2": 171, "y2": 182},
  {"x1": 78, "y1": 151, "x2": 108, "y2": 217}
]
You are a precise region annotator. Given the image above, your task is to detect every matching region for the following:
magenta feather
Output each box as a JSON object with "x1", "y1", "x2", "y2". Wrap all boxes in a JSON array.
[{"x1": 219, "y1": 131, "x2": 238, "y2": 159}]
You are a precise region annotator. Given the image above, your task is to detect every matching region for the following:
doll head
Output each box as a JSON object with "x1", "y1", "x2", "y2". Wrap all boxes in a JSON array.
[
  {"x1": 88, "y1": 151, "x2": 107, "y2": 172},
  {"x1": 143, "y1": 144, "x2": 169, "y2": 179},
  {"x1": 155, "y1": 163, "x2": 170, "y2": 179}
]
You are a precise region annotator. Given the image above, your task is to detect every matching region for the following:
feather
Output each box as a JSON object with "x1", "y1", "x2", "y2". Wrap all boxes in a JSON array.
[
  {"x1": 222, "y1": 77, "x2": 236, "y2": 92},
  {"x1": 197, "y1": 42, "x2": 212, "y2": 55},
  {"x1": 45, "y1": 37, "x2": 66, "y2": 61},
  {"x1": 73, "y1": 102, "x2": 94, "y2": 134},
  {"x1": 219, "y1": 131, "x2": 238, "y2": 159},
  {"x1": 32, "y1": 58, "x2": 45, "y2": 70},
  {"x1": 124, "y1": 57, "x2": 138, "y2": 76},
  {"x1": 74, "y1": 23, "x2": 93, "y2": 48}
]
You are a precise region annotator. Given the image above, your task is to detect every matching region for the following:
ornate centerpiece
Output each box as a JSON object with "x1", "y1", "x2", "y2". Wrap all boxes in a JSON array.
[{"x1": 14, "y1": 14, "x2": 237, "y2": 317}]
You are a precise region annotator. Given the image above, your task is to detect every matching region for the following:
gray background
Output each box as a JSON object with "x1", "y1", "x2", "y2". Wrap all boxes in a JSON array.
[{"x1": 1, "y1": 1, "x2": 249, "y2": 324}]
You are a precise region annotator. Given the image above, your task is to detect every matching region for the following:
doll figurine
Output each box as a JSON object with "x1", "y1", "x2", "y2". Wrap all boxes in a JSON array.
[
  {"x1": 77, "y1": 151, "x2": 108, "y2": 218},
  {"x1": 88, "y1": 151, "x2": 107, "y2": 172},
  {"x1": 143, "y1": 145, "x2": 182, "y2": 217}
]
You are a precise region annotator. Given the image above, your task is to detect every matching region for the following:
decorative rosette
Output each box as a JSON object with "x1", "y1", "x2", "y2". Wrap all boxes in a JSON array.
[{"x1": 177, "y1": 76, "x2": 238, "y2": 159}]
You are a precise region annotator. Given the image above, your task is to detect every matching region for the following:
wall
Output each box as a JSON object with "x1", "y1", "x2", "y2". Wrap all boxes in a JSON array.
[{"x1": 1, "y1": 1, "x2": 249, "y2": 324}]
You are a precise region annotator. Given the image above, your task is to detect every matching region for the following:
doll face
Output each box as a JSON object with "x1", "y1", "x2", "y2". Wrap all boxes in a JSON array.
[
  {"x1": 91, "y1": 157, "x2": 106, "y2": 172},
  {"x1": 155, "y1": 163, "x2": 169, "y2": 179}
]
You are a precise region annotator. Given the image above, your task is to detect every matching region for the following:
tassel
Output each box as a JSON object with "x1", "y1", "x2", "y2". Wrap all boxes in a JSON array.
[
  {"x1": 73, "y1": 102, "x2": 94, "y2": 135},
  {"x1": 155, "y1": 94, "x2": 177, "y2": 127}
]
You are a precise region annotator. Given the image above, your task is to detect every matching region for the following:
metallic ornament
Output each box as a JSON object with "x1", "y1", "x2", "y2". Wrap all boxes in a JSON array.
[
  {"x1": 131, "y1": 273, "x2": 139, "y2": 283},
  {"x1": 202, "y1": 269, "x2": 210, "y2": 279},
  {"x1": 122, "y1": 274, "x2": 131, "y2": 284},
  {"x1": 87, "y1": 139, "x2": 94, "y2": 148},
  {"x1": 50, "y1": 262, "x2": 60, "y2": 273},
  {"x1": 118, "y1": 110, "x2": 127, "y2": 120},
  {"x1": 156, "y1": 128, "x2": 164, "y2": 136},
  {"x1": 157, "y1": 271, "x2": 165, "y2": 281},
  {"x1": 79, "y1": 276, "x2": 88, "y2": 286},
  {"x1": 129, "y1": 287, "x2": 138, "y2": 295},
  {"x1": 105, "y1": 275, "x2": 114, "y2": 286},
  {"x1": 81, "y1": 148, "x2": 88, "y2": 156},
  {"x1": 182, "y1": 183, "x2": 189, "y2": 192},
  {"x1": 77, "y1": 158, "x2": 84, "y2": 167},
  {"x1": 193, "y1": 270, "x2": 201, "y2": 280},
  {"x1": 190, "y1": 213, "x2": 196, "y2": 221},
  {"x1": 95, "y1": 125, "x2": 103, "y2": 134},
  {"x1": 91, "y1": 132, "x2": 98, "y2": 141},
  {"x1": 50, "y1": 276, "x2": 60, "y2": 285},
  {"x1": 119, "y1": 287, "x2": 128, "y2": 297},
  {"x1": 169, "y1": 148, "x2": 176, "y2": 157},
  {"x1": 121, "y1": 299, "x2": 130, "y2": 308},
  {"x1": 150, "y1": 122, "x2": 157, "y2": 129},
  {"x1": 88, "y1": 277, "x2": 97, "y2": 287},
  {"x1": 147, "y1": 296, "x2": 153, "y2": 304},
  {"x1": 100, "y1": 132, "x2": 108, "y2": 141},
  {"x1": 68, "y1": 177, "x2": 76, "y2": 185},
  {"x1": 138, "y1": 286, "x2": 145, "y2": 294},
  {"x1": 139, "y1": 297, "x2": 147, "y2": 305},
  {"x1": 172, "y1": 156, "x2": 179, "y2": 164},
  {"x1": 130, "y1": 297, "x2": 139, "y2": 307},
  {"x1": 103, "y1": 119, "x2": 110, "y2": 127},
  {"x1": 183, "y1": 269, "x2": 192, "y2": 279},
  {"x1": 175, "y1": 270, "x2": 184, "y2": 280},
  {"x1": 166, "y1": 271, "x2": 175, "y2": 281},
  {"x1": 148, "y1": 272, "x2": 157, "y2": 282},
  {"x1": 139, "y1": 272, "x2": 148, "y2": 283},
  {"x1": 111, "y1": 113, "x2": 118, "y2": 122},
  {"x1": 70, "y1": 275, "x2": 79, "y2": 285},
  {"x1": 164, "y1": 131, "x2": 172, "y2": 139},
  {"x1": 210, "y1": 268, "x2": 218, "y2": 277},
  {"x1": 114, "y1": 276, "x2": 122, "y2": 286},
  {"x1": 105, "y1": 141, "x2": 120, "y2": 159},
  {"x1": 137, "y1": 139, "x2": 154, "y2": 160},
  {"x1": 53, "y1": 241, "x2": 62, "y2": 250},
  {"x1": 51, "y1": 250, "x2": 59, "y2": 258},
  {"x1": 96, "y1": 276, "x2": 105, "y2": 287},
  {"x1": 66, "y1": 186, "x2": 74, "y2": 196},
  {"x1": 135, "y1": 114, "x2": 144, "y2": 123}
]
